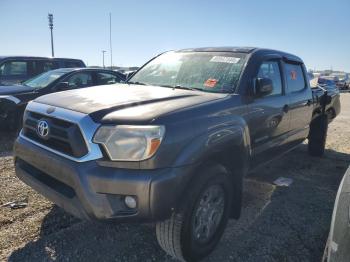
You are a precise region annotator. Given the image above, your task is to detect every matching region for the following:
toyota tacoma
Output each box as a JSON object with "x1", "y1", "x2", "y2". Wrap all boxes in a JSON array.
[{"x1": 14, "y1": 47, "x2": 338, "y2": 261}]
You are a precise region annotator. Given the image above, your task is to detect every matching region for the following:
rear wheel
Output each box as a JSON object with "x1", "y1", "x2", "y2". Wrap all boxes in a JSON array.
[
  {"x1": 308, "y1": 114, "x2": 328, "y2": 157},
  {"x1": 156, "y1": 164, "x2": 233, "y2": 261}
]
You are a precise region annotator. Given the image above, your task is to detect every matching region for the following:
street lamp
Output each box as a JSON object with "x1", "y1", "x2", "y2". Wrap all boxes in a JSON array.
[
  {"x1": 102, "y1": 50, "x2": 106, "y2": 68},
  {"x1": 48, "y1": 13, "x2": 54, "y2": 57},
  {"x1": 109, "y1": 13, "x2": 113, "y2": 69}
]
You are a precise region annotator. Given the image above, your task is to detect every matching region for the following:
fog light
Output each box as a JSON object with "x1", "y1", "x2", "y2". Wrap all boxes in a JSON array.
[{"x1": 125, "y1": 196, "x2": 137, "y2": 209}]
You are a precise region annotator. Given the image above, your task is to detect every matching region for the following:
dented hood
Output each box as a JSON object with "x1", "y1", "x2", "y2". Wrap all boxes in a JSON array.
[{"x1": 34, "y1": 84, "x2": 227, "y2": 123}]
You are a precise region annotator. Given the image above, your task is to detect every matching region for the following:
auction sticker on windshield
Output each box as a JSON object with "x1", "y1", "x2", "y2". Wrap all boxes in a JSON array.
[
  {"x1": 204, "y1": 78, "x2": 218, "y2": 88},
  {"x1": 210, "y1": 56, "x2": 240, "y2": 64}
]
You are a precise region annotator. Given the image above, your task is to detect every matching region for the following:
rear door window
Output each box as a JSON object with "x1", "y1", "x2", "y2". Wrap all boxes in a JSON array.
[
  {"x1": 35, "y1": 60, "x2": 58, "y2": 74},
  {"x1": 0, "y1": 61, "x2": 28, "y2": 76},
  {"x1": 96, "y1": 72, "x2": 121, "y2": 85},
  {"x1": 67, "y1": 72, "x2": 93, "y2": 88},
  {"x1": 284, "y1": 63, "x2": 306, "y2": 93}
]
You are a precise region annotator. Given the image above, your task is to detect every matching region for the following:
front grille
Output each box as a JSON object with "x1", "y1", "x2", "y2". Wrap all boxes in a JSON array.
[{"x1": 22, "y1": 111, "x2": 89, "y2": 158}]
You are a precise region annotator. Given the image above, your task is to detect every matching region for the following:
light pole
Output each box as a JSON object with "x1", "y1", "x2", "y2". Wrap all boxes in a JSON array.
[
  {"x1": 48, "y1": 13, "x2": 54, "y2": 57},
  {"x1": 102, "y1": 50, "x2": 106, "y2": 68},
  {"x1": 109, "y1": 13, "x2": 113, "y2": 69}
]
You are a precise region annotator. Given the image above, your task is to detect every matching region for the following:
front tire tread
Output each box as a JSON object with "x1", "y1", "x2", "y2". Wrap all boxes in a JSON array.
[{"x1": 156, "y1": 213, "x2": 184, "y2": 261}]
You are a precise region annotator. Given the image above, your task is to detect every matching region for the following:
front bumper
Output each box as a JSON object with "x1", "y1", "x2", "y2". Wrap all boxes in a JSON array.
[{"x1": 14, "y1": 135, "x2": 194, "y2": 222}]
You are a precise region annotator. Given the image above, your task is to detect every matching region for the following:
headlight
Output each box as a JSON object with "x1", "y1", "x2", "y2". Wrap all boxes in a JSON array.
[{"x1": 93, "y1": 125, "x2": 165, "y2": 161}]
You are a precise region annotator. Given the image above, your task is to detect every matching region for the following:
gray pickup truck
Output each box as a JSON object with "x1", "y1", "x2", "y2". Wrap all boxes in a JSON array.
[{"x1": 14, "y1": 47, "x2": 339, "y2": 261}]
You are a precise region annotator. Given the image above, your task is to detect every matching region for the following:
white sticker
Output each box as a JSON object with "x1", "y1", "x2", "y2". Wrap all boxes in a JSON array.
[
  {"x1": 210, "y1": 56, "x2": 241, "y2": 64},
  {"x1": 273, "y1": 177, "x2": 293, "y2": 187}
]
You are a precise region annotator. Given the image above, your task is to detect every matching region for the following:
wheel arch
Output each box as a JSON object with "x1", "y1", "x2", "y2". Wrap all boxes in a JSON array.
[{"x1": 173, "y1": 122, "x2": 251, "y2": 219}]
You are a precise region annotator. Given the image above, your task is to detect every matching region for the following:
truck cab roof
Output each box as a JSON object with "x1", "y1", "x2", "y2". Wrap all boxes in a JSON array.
[{"x1": 177, "y1": 46, "x2": 303, "y2": 64}]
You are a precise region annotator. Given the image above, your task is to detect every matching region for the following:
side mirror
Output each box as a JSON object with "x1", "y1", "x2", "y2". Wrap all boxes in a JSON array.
[
  {"x1": 56, "y1": 82, "x2": 70, "y2": 91},
  {"x1": 255, "y1": 78, "x2": 273, "y2": 97}
]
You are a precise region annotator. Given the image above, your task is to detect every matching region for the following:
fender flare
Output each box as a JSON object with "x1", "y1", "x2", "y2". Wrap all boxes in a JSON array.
[
  {"x1": 172, "y1": 118, "x2": 251, "y2": 218},
  {"x1": 172, "y1": 118, "x2": 251, "y2": 167}
]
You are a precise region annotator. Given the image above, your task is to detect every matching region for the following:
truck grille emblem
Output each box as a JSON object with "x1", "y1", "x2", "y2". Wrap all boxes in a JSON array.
[{"x1": 37, "y1": 120, "x2": 50, "y2": 139}]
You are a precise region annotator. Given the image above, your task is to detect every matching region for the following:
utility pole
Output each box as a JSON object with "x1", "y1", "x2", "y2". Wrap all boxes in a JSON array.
[
  {"x1": 48, "y1": 13, "x2": 54, "y2": 57},
  {"x1": 102, "y1": 50, "x2": 106, "y2": 68},
  {"x1": 109, "y1": 13, "x2": 113, "y2": 70}
]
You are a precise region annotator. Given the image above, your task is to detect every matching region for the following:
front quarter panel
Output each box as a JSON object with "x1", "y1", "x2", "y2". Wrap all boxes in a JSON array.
[{"x1": 139, "y1": 96, "x2": 251, "y2": 169}]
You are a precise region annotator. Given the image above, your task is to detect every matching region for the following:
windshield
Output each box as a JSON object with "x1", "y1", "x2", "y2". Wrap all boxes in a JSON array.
[
  {"x1": 128, "y1": 51, "x2": 247, "y2": 93},
  {"x1": 23, "y1": 70, "x2": 67, "y2": 89}
]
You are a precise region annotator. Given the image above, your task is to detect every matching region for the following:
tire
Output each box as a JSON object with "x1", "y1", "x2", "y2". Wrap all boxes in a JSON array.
[
  {"x1": 308, "y1": 114, "x2": 328, "y2": 157},
  {"x1": 156, "y1": 164, "x2": 233, "y2": 261}
]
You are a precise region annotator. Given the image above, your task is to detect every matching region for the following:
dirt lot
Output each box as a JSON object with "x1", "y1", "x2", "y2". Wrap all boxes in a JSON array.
[{"x1": 0, "y1": 94, "x2": 349, "y2": 262}]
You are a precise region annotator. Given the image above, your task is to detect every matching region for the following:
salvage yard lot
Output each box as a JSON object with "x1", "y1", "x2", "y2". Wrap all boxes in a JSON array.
[{"x1": 1, "y1": 94, "x2": 349, "y2": 262}]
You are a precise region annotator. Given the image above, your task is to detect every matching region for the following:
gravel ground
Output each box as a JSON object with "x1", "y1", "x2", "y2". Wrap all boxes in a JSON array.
[{"x1": 0, "y1": 94, "x2": 349, "y2": 262}]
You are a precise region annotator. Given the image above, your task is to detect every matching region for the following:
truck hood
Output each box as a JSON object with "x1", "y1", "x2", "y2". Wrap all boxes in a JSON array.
[
  {"x1": 0, "y1": 85, "x2": 35, "y2": 95},
  {"x1": 34, "y1": 84, "x2": 228, "y2": 123}
]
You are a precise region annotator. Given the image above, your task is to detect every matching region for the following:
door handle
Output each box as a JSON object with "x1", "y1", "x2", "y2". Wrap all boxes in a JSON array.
[{"x1": 283, "y1": 104, "x2": 289, "y2": 113}]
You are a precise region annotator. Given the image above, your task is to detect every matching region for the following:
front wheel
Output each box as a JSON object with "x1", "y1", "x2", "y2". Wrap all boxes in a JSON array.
[{"x1": 156, "y1": 164, "x2": 233, "y2": 261}]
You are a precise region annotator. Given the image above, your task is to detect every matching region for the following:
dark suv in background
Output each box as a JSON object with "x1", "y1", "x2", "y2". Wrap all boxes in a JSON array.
[
  {"x1": 0, "y1": 56, "x2": 86, "y2": 85},
  {"x1": 0, "y1": 68, "x2": 125, "y2": 130}
]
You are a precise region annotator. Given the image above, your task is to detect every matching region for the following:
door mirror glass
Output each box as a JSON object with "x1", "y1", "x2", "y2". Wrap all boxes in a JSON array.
[
  {"x1": 256, "y1": 77, "x2": 273, "y2": 97},
  {"x1": 56, "y1": 82, "x2": 70, "y2": 91}
]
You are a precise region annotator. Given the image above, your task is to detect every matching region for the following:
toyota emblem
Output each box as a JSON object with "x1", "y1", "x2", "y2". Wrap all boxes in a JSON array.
[{"x1": 37, "y1": 120, "x2": 50, "y2": 139}]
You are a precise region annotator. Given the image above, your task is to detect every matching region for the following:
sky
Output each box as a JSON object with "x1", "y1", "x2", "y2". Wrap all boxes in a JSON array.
[{"x1": 0, "y1": 0, "x2": 349, "y2": 71}]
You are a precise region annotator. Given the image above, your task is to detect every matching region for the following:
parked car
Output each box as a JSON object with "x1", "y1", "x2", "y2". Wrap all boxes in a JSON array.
[
  {"x1": 14, "y1": 47, "x2": 338, "y2": 261},
  {"x1": 323, "y1": 166, "x2": 350, "y2": 262},
  {"x1": 312, "y1": 78, "x2": 341, "y2": 121},
  {"x1": 346, "y1": 75, "x2": 350, "y2": 89},
  {"x1": 318, "y1": 77, "x2": 338, "y2": 88},
  {"x1": 0, "y1": 68, "x2": 125, "y2": 130},
  {"x1": 0, "y1": 56, "x2": 86, "y2": 86},
  {"x1": 321, "y1": 75, "x2": 348, "y2": 89},
  {"x1": 332, "y1": 73, "x2": 350, "y2": 90}
]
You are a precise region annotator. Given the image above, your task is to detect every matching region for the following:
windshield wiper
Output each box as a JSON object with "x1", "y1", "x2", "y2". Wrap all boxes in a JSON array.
[
  {"x1": 127, "y1": 81, "x2": 148, "y2": 86},
  {"x1": 160, "y1": 85, "x2": 203, "y2": 92},
  {"x1": 128, "y1": 82, "x2": 204, "y2": 92},
  {"x1": 173, "y1": 85, "x2": 204, "y2": 91}
]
